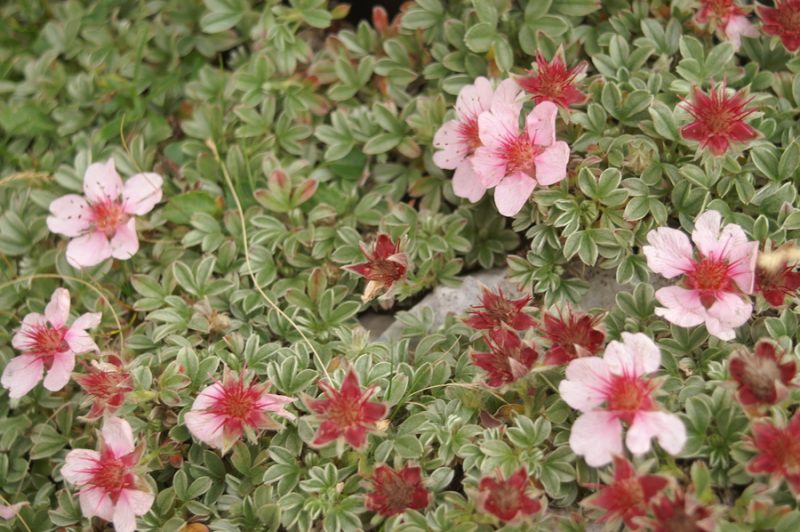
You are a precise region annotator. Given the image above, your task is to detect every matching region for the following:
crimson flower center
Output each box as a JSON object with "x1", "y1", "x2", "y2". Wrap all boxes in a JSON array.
[
  {"x1": 490, "y1": 485, "x2": 522, "y2": 516},
  {"x1": 742, "y1": 356, "x2": 782, "y2": 401},
  {"x1": 27, "y1": 325, "x2": 69, "y2": 359},
  {"x1": 606, "y1": 375, "x2": 654, "y2": 420},
  {"x1": 458, "y1": 116, "x2": 482, "y2": 151},
  {"x1": 91, "y1": 457, "x2": 134, "y2": 496},
  {"x1": 381, "y1": 474, "x2": 414, "y2": 510},
  {"x1": 327, "y1": 396, "x2": 362, "y2": 427},
  {"x1": 90, "y1": 200, "x2": 127, "y2": 236},
  {"x1": 686, "y1": 257, "x2": 731, "y2": 291},
  {"x1": 503, "y1": 135, "x2": 542, "y2": 175},
  {"x1": 216, "y1": 387, "x2": 259, "y2": 420},
  {"x1": 614, "y1": 478, "x2": 645, "y2": 509}
]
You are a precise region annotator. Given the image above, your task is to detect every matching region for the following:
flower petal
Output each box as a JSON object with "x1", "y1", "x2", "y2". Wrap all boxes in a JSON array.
[
  {"x1": 559, "y1": 357, "x2": 611, "y2": 411},
  {"x1": 569, "y1": 411, "x2": 623, "y2": 467},
  {"x1": 604, "y1": 333, "x2": 661, "y2": 378},
  {"x1": 45, "y1": 288, "x2": 71, "y2": 328},
  {"x1": 493, "y1": 172, "x2": 536, "y2": 217},
  {"x1": 533, "y1": 140, "x2": 569, "y2": 185},
  {"x1": 122, "y1": 173, "x2": 163, "y2": 216},
  {"x1": 113, "y1": 489, "x2": 154, "y2": 532},
  {"x1": 12, "y1": 313, "x2": 46, "y2": 350},
  {"x1": 110, "y1": 218, "x2": 139, "y2": 260},
  {"x1": 83, "y1": 159, "x2": 123, "y2": 203},
  {"x1": 71, "y1": 312, "x2": 102, "y2": 331},
  {"x1": 626, "y1": 411, "x2": 686, "y2": 456},
  {"x1": 478, "y1": 103, "x2": 522, "y2": 148},
  {"x1": 456, "y1": 76, "x2": 493, "y2": 119},
  {"x1": 491, "y1": 78, "x2": 522, "y2": 107},
  {"x1": 62, "y1": 449, "x2": 101, "y2": 485},
  {"x1": 66, "y1": 232, "x2": 112, "y2": 269},
  {"x1": 43, "y1": 352, "x2": 75, "y2": 392},
  {"x1": 643, "y1": 227, "x2": 695, "y2": 279},
  {"x1": 78, "y1": 487, "x2": 115, "y2": 522},
  {"x1": 691, "y1": 210, "x2": 750, "y2": 259},
  {"x1": 472, "y1": 146, "x2": 508, "y2": 189},
  {"x1": 1, "y1": 354, "x2": 44, "y2": 398},
  {"x1": 102, "y1": 417, "x2": 136, "y2": 457},
  {"x1": 704, "y1": 292, "x2": 752, "y2": 340},
  {"x1": 525, "y1": 101, "x2": 558, "y2": 146},
  {"x1": 727, "y1": 240, "x2": 759, "y2": 294},
  {"x1": 0, "y1": 502, "x2": 27, "y2": 520},
  {"x1": 653, "y1": 286, "x2": 707, "y2": 328},
  {"x1": 452, "y1": 159, "x2": 487, "y2": 202},
  {"x1": 47, "y1": 195, "x2": 91, "y2": 237},
  {"x1": 185, "y1": 410, "x2": 225, "y2": 449},
  {"x1": 432, "y1": 120, "x2": 469, "y2": 170}
]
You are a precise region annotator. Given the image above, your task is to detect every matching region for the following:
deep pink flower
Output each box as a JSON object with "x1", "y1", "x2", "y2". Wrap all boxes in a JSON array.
[
  {"x1": 0, "y1": 502, "x2": 27, "y2": 520},
  {"x1": 61, "y1": 417, "x2": 154, "y2": 532},
  {"x1": 343, "y1": 233, "x2": 408, "y2": 302},
  {"x1": 755, "y1": 259, "x2": 800, "y2": 307},
  {"x1": 464, "y1": 287, "x2": 535, "y2": 331},
  {"x1": 433, "y1": 77, "x2": 520, "y2": 202},
  {"x1": 472, "y1": 329, "x2": 538, "y2": 387},
  {"x1": 184, "y1": 371, "x2": 294, "y2": 453},
  {"x1": 1, "y1": 288, "x2": 100, "y2": 398},
  {"x1": 516, "y1": 52, "x2": 587, "y2": 108},
  {"x1": 541, "y1": 309, "x2": 605, "y2": 365},
  {"x1": 303, "y1": 368, "x2": 388, "y2": 450},
  {"x1": 478, "y1": 468, "x2": 542, "y2": 523},
  {"x1": 472, "y1": 101, "x2": 570, "y2": 216},
  {"x1": 365, "y1": 465, "x2": 430, "y2": 516},
  {"x1": 47, "y1": 158, "x2": 163, "y2": 268},
  {"x1": 642, "y1": 490, "x2": 716, "y2": 532},
  {"x1": 643, "y1": 210, "x2": 758, "y2": 340},
  {"x1": 74, "y1": 355, "x2": 133, "y2": 420},
  {"x1": 757, "y1": 0, "x2": 800, "y2": 53},
  {"x1": 582, "y1": 455, "x2": 669, "y2": 529},
  {"x1": 696, "y1": 0, "x2": 758, "y2": 50},
  {"x1": 747, "y1": 411, "x2": 800, "y2": 494},
  {"x1": 559, "y1": 333, "x2": 686, "y2": 467},
  {"x1": 729, "y1": 340, "x2": 796, "y2": 409},
  {"x1": 680, "y1": 85, "x2": 757, "y2": 156}
]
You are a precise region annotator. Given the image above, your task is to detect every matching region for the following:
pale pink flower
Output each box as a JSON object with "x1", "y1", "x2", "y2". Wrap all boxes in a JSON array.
[
  {"x1": 472, "y1": 100, "x2": 570, "y2": 216},
  {"x1": 2, "y1": 288, "x2": 100, "y2": 398},
  {"x1": 696, "y1": 0, "x2": 758, "y2": 51},
  {"x1": 433, "y1": 77, "x2": 520, "y2": 203},
  {"x1": 723, "y1": 15, "x2": 758, "y2": 50},
  {"x1": 47, "y1": 158, "x2": 163, "y2": 269},
  {"x1": 61, "y1": 417, "x2": 154, "y2": 532},
  {"x1": 559, "y1": 332, "x2": 686, "y2": 467},
  {"x1": 643, "y1": 210, "x2": 758, "y2": 340}
]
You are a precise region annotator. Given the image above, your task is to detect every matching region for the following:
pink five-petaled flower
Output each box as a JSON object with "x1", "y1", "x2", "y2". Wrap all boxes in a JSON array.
[
  {"x1": 558, "y1": 332, "x2": 686, "y2": 467},
  {"x1": 644, "y1": 210, "x2": 758, "y2": 340},
  {"x1": 478, "y1": 468, "x2": 542, "y2": 523},
  {"x1": 696, "y1": 0, "x2": 759, "y2": 50},
  {"x1": 473, "y1": 100, "x2": 570, "y2": 217},
  {"x1": 641, "y1": 489, "x2": 716, "y2": 532},
  {"x1": 61, "y1": 417, "x2": 154, "y2": 532},
  {"x1": 74, "y1": 355, "x2": 134, "y2": 420},
  {"x1": 541, "y1": 308, "x2": 605, "y2": 365},
  {"x1": 1, "y1": 288, "x2": 100, "y2": 399},
  {"x1": 471, "y1": 329, "x2": 538, "y2": 388},
  {"x1": 582, "y1": 456, "x2": 669, "y2": 530},
  {"x1": 464, "y1": 286, "x2": 535, "y2": 332},
  {"x1": 757, "y1": 0, "x2": 800, "y2": 53},
  {"x1": 680, "y1": 84, "x2": 757, "y2": 156},
  {"x1": 304, "y1": 368, "x2": 388, "y2": 450},
  {"x1": 365, "y1": 465, "x2": 430, "y2": 516},
  {"x1": 516, "y1": 51, "x2": 587, "y2": 108},
  {"x1": 747, "y1": 411, "x2": 800, "y2": 494},
  {"x1": 433, "y1": 77, "x2": 520, "y2": 203},
  {"x1": 729, "y1": 340, "x2": 796, "y2": 409},
  {"x1": 343, "y1": 233, "x2": 408, "y2": 302},
  {"x1": 47, "y1": 158, "x2": 163, "y2": 269},
  {"x1": 755, "y1": 259, "x2": 800, "y2": 307},
  {"x1": 184, "y1": 370, "x2": 294, "y2": 453}
]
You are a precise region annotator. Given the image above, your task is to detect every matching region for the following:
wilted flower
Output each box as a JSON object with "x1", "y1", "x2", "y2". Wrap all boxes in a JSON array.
[
  {"x1": 680, "y1": 85, "x2": 757, "y2": 156},
  {"x1": 47, "y1": 158, "x2": 163, "y2": 268},
  {"x1": 0, "y1": 502, "x2": 27, "y2": 520},
  {"x1": 184, "y1": 370, "x2": 294, "y2": 453},
  {"x1": 464, "y1": 286, "x2": 535, "y2": 332},
  {"x1": 303, "y1": 368, "x2": 388, "y2": 450},
  {"x1": 433, "y1": 77, "x2": 520, "y2": 202},
  {"x1": 365, "y1": 465, "x2": 430, "y2": 516},
  {"x1": 61, "y1": 417, "x2": 154, "y2": 532},
  {"x1": 559, "y1": 333, "x2": 686, "y2": 467},
  {"x1": 695, "y1": 0, "x2": 759, "y2": 50},
  {"x1": 2, "y1": 288, "x2": 100, "y2": 398},
  {"x1": 747, "y1": 411, "x2": 800, "y2": 494},
  {"x1": 756, "y1": 0, "x2": 800, "y2": 53},
  {"x1": 729, "y1": 340, "x2": 796, "y2": 409},
  {"x1": 478, "y1": 467, "x2": 542, "y2": 523},
  {"x1": 641, "y1": 489, "x2": 716, "y2": 532},
  {"x1": 471, "y1": 329, "x2": 538, "y2": 387},
  {"x1": 516, "y1": 51, "x2": 587, "y2": 108},
  {"x1": 582, "y1": 455, "x2": 669, "y2": 530},
  {"x1": 540, "y1": 308, "x2": 605, "y2": 365},
  {"x1": 344, "y1": 233, "x2": 408, "y2": 302},
  {"x1": 643, "y1": 210, "x2": 758, "y2": 340},
  {"x1": 74, "y1": 355, "x2": 133, "y2": 419},
  {"x1": 755, "y1": 256, "x2": 800, "y2": 307}
]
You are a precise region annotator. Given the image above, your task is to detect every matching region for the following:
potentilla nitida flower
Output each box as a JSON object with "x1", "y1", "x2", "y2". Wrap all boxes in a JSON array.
[
  {"x1": 559, "y1": 333, "x2": 686, "y2": 467},
  {"x1": 303, "y1": 368, "x2": 388, "y2": 450},
  {"x1": 641, "y1": 489, "x2": 716, "y2": 532},
  {"x1": 540, "y1": 308, "x2": 605, "y2": 365},
  {"x1": 61, "y1": 417, "x2": 154, "y2": 532},
  {"x1": 478, "y1": 468, "x2": 542, "y2": 523},
  {"x1": 755, "y1": 254, "x2": 800, "y2": 307},
  {"x1": 582, "y1": 455, "x2": 669, "y2": 530},
  {"x1": 365, "y1": 465, "x2": 430, "y2": 516},
  {"x1": 757, "y1": 0, "x2": 800, "y2": 53},
  {"x1": 47, "y1": 158, "x2": 163, "y2": 268},
  {"x1": 747, "y1": 411, "x2": 800, "y2": 494},
  {"x1": 2, "y1": 288, "x2": 100, "y2": 399},
  {"x1": 464, "y1": 286, "x2": 536, "y2": 332},
  {"x1": 343, "y1": 233, "x2": 408, "y2": 302},
  {"x1": 680, "y1": 84, "x2": 757, "y2": 156},
  {"x1": 471, "y1": 329, "x2": 539, "y2": 387},
  {"x1": 695, "y1": 0, "x2": 759, "y2": 50},
  {"x1": 184, "y1": 370, "x2": 294, "y2": 453},
  {"x1": 729, "y1": 340, "x2": 796, "y2": 409},
  {"x1": 433, "y1": 77, "x2": 520, "y2": 202},
  {"x1": 74, "y1": 355, "x2": 133, "y2": 420},
  {"x1": 472, "y1": 100, "x2": 570, "y2": 216},
  {"x1": 516, "y1": 51, "x2": 587, "y2": 108},
  {"x1": 643, "y1": 210, "x2": 758, "y2": 340}
]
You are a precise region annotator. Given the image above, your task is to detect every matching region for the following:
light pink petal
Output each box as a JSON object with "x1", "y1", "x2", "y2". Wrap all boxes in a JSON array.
[
  {"x1": 110, "y1": 218, "x2": 139, "y2": 260},
  {"x1": 455, "y1": 77, "x2": 493, "y2": 118},
  {"x1": 654, "y1": 286, "x2": 707, "y2": 328},
  {"x1": 259, "y1": 393, "x2": 296, "y2": 420},
  {"x1": 691, "y1": 210, "x2": 751, "y2": 260},
  {"x1": 122, "y1": 173, "x2": 163, "y2": 216},
  {"x1": 525, "y1": 101, "x2": 558, "y2": 146},
  {"x1": 533, "y1": 141, "x2": 569, "y2": 185},
  {"x1": 705, "y1": 293, "x2": 752, "y2": 340},
  {"x1": 45, "y1": 288, "x2": 71, "y2": 328},
  {"x1": 62, "y1": 449, "x2": 101, "y2": 485},
  {"x1": 11, "y1": 313, "x2": 46, "y2": 350},
  {"x1": 101, "y1": 417, "x2": 135, "y2": 457},
  {"x1": 491, "y1": 78, "x2": 522, "y2": 108},
  {"x1": 643, "y1": 227, "x2": 695, "y2": 279},
  {"x1": 559, "y1": 357, "x2": 611, "y2": 411},
  {"x1": 66, "y1": 232, "x2": 112, "y2": 269},
  {"x1": 626, "y1": 411, "x2": 687, "y2": 456},
  {"x1": 1, "y1": 355, "x2": 44, "y2": 398},
  {"x1": 43, "y1": 352, "x2": 75, "y2": 392},
  {"x1": 604, "y1": 332, "x2": 661, "y2": 378},
  {"x1": 493, "y1": 172, "x2": 536, "y2": 216},
  {"x1": 569, "y1": 411, "x2": 623, "y2": 467},
  {"x1": 724, "y1": 16, "x2": 758, "y2": 50},
  {"x1": 478, "y1": 103, "x2": 522, "y2": 148},
  {"x1": 66, "y1": 329, "x2": 99, "y2": 354},
  {"x1": 185, "y1": 410, "x2": 225, "y2": 449},
  {"x1": 83, "y1": 159, "x2": 123, "y2": 204},
  {"x1": 113, "y1": 489, "x2": 154, "y2": 532},
  {"x1": 727, "y1": 240, "x2": 759, "y2": 294},
  {"x1": 71, "y1": 312, "x2": 102, "y2": 331},
  {"x1": 452, "y1": 159, "x2": 487, "y2": 202},
  {"x1": 433, "y1": 120, "x2": 469, "y2": 170},
  {"x1": 47, "y1": 195, "x2": 91, "y2": 237},
  {"x1": 0, "y1": 502, "x2": 27, "y2": 520},
  {"x1": 471, "y1": 146, "x2": 508, "y2": 189},
  {"x1": 78, "y1": 487, "x2": 115, "y2": 522}
]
